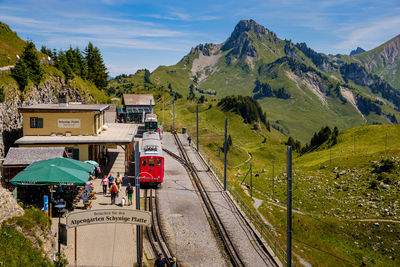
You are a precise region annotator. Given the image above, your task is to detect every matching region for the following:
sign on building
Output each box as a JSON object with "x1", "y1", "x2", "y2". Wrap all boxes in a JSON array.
[
  {"x1": 66, "y1": 209, "x2": 151, "y2": 228},
  {"x1": 58, "y1": 118, "x2": 81, "y2": 128}
]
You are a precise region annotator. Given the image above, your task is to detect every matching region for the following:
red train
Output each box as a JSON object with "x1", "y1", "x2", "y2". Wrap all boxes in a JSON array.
[{"x1": 140, "y1": 131, "x2": 164, "y2": 186}]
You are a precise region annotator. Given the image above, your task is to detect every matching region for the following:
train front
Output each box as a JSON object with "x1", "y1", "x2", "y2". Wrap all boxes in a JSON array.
[{"x1": 139, "y1": 138, "x2": 164, "y2": 185}]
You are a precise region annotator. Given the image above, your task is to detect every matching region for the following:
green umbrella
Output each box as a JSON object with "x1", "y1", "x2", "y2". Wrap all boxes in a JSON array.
[
  {"x1": 85, "y1": 160, "x2": 99, "y2": 167},
  {"x1": 29, "y1": 157, "x2": 94, "y2": 173},
  {"x1": 11, "y1": 164, "x2": 89, "y2": 186}
]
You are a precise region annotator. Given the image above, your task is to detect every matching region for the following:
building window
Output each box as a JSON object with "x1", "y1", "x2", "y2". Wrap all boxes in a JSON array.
[{"x1": 30, "y1": 117, "x2": 43, "y2": 128}]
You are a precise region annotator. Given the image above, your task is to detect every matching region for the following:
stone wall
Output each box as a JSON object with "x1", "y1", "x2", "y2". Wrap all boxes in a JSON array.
[{"x1": 0, "y1": 186, "x2": 24, "y2": 224}]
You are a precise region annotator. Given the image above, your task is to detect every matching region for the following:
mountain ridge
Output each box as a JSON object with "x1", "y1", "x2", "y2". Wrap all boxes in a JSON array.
[{"x1": 151, "y1": 19, "x2": 400, "y2": 141}]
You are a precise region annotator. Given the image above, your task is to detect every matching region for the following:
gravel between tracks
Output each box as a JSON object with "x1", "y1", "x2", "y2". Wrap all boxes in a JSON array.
[{"x1": 156, "y1": 132, "x2": 228, "y2": 267}]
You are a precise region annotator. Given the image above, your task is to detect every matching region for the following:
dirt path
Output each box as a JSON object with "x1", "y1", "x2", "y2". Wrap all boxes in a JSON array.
[
  {"x1": 354, "y1": 219, "x2": 400, "y2": 223},
  {"x1": 233, "y1": 146, "x2": 252, "y2": 168}
]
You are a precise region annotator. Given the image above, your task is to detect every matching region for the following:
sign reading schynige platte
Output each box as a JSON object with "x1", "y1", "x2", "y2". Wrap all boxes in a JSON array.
[
  {"x1": 58, "y1": 118, "x2": 81, "y2": 128},
  {"x1": 66, "y1": 209, "x2": 152, "y2": 228}
]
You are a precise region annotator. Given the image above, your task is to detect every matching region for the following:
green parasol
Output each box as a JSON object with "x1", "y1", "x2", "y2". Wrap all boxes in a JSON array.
[
  {"x1": 84, "y1": 160, "x2": 99, "y2": 167},
  {"x1": 11, "y1": 163, "x2": 89, "y2": 186},
  {"x1": 29, "y1": 157, "x2": 94, "y2": 173}
]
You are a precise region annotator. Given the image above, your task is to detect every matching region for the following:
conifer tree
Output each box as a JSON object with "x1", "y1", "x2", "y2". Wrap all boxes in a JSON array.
[
  {"x1": 85, "y1": 42, "x2": 108, "y2": 90},
  {"x1": 21, "y1": 41, "x2": 43, "y2": 86}
]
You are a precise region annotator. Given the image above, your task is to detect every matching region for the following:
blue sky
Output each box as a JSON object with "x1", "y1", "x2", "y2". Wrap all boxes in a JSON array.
[{"x1": 1, "y1": 0, "x2": 399, "y2": 76}]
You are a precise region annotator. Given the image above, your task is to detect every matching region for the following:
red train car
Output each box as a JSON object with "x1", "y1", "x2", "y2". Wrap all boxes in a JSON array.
[{"x1": 140, "y1": 132, "x2": 164, "y2": 186}]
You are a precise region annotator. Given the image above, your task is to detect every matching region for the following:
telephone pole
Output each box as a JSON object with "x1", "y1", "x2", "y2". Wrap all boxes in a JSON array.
[
  {"x1": 272, "y1": 160, "x2": 275, "y2": 198},
  {"x1": 135, "y1": 141, "x2": 142, "y2": 266},
  {"x1": 196, "y1": 104, "x2": 199, "y2": 152},
  {"x1": 173, "y1": 93, "x2": 175, "y2": 131},
  {"x1": 287, "y1": 146, "x2": 292, "y2": 267},
  {"x1": 250, "y1": 163, "x2": 253, "y2": 198},
  {"x1": 223, "y1": 118, "x2": 228, "y2": 191}
]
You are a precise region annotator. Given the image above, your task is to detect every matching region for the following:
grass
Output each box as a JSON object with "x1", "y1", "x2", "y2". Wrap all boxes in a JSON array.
[
  {"x1": 0, "y1": 206, "x2": 53, "y2": 267},
  {"x1": 154, "y1": 96, "x2": 400, "y2": 266},
  {"x1": 0, "y1": 22, "x2": 26, "y2": 67}
]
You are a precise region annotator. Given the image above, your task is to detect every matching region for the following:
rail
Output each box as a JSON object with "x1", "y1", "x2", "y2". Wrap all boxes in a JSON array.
[
  {"x1": 144, "y1": 188, "x2": 173, "y2": 265},
  {"x1": 187, "y1": 132, "x2": 288, "y2": 266},
  {"x1": 173, "y1": 133, "x2": 246, "y2": 267}
]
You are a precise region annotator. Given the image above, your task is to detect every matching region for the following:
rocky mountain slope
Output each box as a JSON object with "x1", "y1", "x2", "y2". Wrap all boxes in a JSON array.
[
  {"x1": 352, "y1": 34, "x2": 400, "y2": 88},
  {"x1": 151, "y1": 20, "x2": 400, "y2": 142}
]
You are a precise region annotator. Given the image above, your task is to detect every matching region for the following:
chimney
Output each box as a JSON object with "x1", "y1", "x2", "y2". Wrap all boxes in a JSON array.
[{"x1": 59, "y1": 91, "x2": 68, "y2": 107}]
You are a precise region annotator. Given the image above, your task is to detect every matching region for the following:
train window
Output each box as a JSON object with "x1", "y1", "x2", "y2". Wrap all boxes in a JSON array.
[
  {"x1": 149, "y1": 158, "x2": 155, "y2": 168},
  {"x1": 142, "y1": 158, "x2": 147, "y2": 166},
  {"x1": 156, "y1": 159, "x2": 161, "y2": 167}
]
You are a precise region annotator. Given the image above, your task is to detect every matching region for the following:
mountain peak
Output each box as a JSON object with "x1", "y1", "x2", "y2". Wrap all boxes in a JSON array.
[
  {"x1": 350, "y1": 47, "x2": 365, "y2": 56},
  {"x1": 233, "y1": 19, "x2": 270, "y2": 36},
  {"x1": 221, "y1": 20, "x2": 277, "y2": 59}
]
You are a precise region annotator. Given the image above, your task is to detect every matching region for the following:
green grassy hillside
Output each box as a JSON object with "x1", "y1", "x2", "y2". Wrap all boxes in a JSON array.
[
  {"x1": 0, "y1": 22, "x2": 26, "y2": 67},
  {"x1": 161, "y1": 97, "x2": 400, "y2": 266},
  {"x1": 0, "y1": 207, "x2": 54, "y2": 266}
]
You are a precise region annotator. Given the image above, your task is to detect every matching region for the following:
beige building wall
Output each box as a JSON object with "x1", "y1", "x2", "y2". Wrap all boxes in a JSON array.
[{"x1": 22, "y1": 112, "x2": 105, "y2": 136}]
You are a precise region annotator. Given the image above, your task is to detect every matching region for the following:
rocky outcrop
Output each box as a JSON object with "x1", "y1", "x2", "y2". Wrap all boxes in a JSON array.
[
  {"x1": 350, "y1": 47, "x2": 365, "y2": 56},
  {"x1": 356, "y1": 35, "x2": 400, "y2": 87},
  {"x1": 0, "y1": 76, "x2": 93, "y2": 157},
  {"x1": 0, "y1": 186, "x2": 24, "y2": 224},
  {"x1": 190, "y1": 43, "x2": 215, "y2": 56}
]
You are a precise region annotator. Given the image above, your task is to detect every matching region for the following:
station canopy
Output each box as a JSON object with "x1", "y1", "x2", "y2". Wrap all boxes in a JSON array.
[{"x1": 11, "y1": 158, "x2": 91, "y2": 186}]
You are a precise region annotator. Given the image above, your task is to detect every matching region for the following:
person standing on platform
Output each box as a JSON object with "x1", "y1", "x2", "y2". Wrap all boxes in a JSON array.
[
  {"x1": 108, "y1": 174, "x2": 114, "y2": 188},
  {"x1": 109, "y1": 182, "x2": 118, "y2": 205},
  {"x1": 101, "y1": 175, "x2": 108, "y2": 195},
  {"x1": 116, "y1": 172, "x2": 122, "y2": 190},
  {"x1": 125, "y1": 183, "x2": 134, "y2": 206}
]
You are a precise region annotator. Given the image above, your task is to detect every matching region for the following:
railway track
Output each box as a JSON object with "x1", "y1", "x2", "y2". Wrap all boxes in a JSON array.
[
  {"x1": 173, "y1": 133, "x2": 246, "y2": 267},
  {"x1": 193, "y1": 145, "x2": 278, "y2": 266},
  {"x1": 144, "y1": 188, "x2": 174, "y2": 265}
]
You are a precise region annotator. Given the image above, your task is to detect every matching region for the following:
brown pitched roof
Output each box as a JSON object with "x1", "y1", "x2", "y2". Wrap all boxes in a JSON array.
[
  {"x1": 3, "y1": 147, "x2": 66, "y2": 166},
  {"x1": 123, "y1": 94, "x2": 154, "y2": 106}
]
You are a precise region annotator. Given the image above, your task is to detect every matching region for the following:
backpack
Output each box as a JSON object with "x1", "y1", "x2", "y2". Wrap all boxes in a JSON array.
[
  {"x1": 127, "y1": 186, "x2": 133, "y2": 194},
  {"x1": 116, "y1": 177, "x2": 120, "y2": 184},
  {"x1": 112, "y1": 185, "x2": 118, "y2": 193}
]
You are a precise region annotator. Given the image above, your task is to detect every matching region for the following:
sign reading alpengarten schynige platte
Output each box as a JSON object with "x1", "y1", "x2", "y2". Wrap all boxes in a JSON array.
[
  {"x1": 66, "y1": 209, "x2": 151, "y2": 228},
  {"x1": 58, "y1": 118, "x2": 81, "y2": 128}
]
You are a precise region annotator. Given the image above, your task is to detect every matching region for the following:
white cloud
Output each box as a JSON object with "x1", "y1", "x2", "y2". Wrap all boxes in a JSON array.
[{"x1": 335, "y1": 16, "x2": 400, "y2": 51}]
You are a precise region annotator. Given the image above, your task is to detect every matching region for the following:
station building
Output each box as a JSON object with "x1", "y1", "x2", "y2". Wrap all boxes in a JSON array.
[
  {"x1": 15, "y1": 101, "x2": 137, "y2": 171},
  {"x1": 121, "y1": 94, "x2": 155, "y2": 122}
]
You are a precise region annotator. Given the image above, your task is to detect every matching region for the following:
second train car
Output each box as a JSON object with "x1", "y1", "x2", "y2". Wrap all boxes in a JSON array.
[
  {"x1": 139, "y1": 131, "x2": 164, "y2": 186},
  {"x1": 144, "y1": 113, "x2": 158, "y2": 132}
]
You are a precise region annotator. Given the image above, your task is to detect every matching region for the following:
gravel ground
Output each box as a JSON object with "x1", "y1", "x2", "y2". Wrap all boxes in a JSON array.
[
  {"x1": 156, "y1": 132, "x2": 228, "y2": 267},
  {"x1": 177, "y1": 134, "x2": 278, "y2": 267}
]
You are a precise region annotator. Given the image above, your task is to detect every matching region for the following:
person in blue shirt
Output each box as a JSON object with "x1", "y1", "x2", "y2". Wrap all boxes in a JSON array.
[{"x1": 108, "y1": 174, "x2": 114, "y2": 188}]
